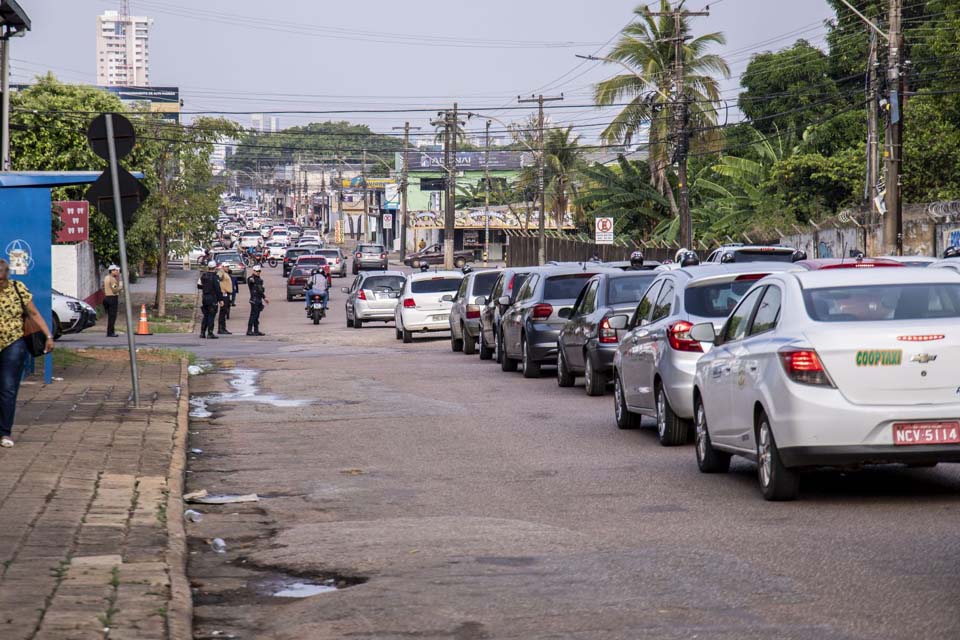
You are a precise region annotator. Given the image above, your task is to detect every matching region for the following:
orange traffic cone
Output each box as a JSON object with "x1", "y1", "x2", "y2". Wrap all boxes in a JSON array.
[{"x1": 135, "y1": 304, "x2": 153, "y2": 335}]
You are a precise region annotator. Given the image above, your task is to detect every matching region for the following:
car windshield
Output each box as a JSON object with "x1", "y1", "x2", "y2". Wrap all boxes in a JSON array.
[
  {"x1": 298, "y1": 257, "x2": 327, "y2": 265},
  {"x1": 473, "y1": 272, "x2": 500, "y2": 296},
  {"x1": 215, "y1": 252, "x2": 241, "y2": 262},
  {"x1": 803, "y1": 283, "x2": 960, "y2": 322},
  {"x1": 544, "y1": 273, "x2": 595, "y2": 300},
  {"x1": 363, "y1": 276, "x2": 405, "y2": 291},
  {"x1": 359, "y1": 245, "x2": 383, "y2": 253},
  {"x1": 607, "y1": 274, "x2": 657, "y2": 304},
  {"x1": 318, "y1": 251, "x2": 339, "y2": 259},
  {"x1": 290, "y1": 268, "x2": 310, "y2": 278},
  {"x1": 411, "y1": 278, "x2": 461, "y2": 293},
  {"x1": 685, "y1": 280, "x2": 759, "y2": 318},
  {"x1": 732, "y1": 249, "x2": 795, "y2": 263}
]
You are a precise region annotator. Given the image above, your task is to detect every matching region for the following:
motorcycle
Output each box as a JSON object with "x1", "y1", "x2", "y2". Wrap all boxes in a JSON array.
[{"x1": 307, "y1": 293, "x2": 326, "y2": 324}]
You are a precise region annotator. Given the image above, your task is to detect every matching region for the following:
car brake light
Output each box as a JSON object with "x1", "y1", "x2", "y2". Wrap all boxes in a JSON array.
[
  {"x1": 531, "y1": 303, "x2": 553, "y2": 320},
  {"x1": 667, "y1": 320, "x2": 703, "y2": 352},
  {"x1": 466, "y1": 305, "x2": 480, "y2": 319},
  {"x1": 507, "y1": 275, "x2": 514, "y2": 291},
  {"x1": 897, "y1": 334, "x2": 944, "y2": 342},
  {"x1": 357, "y1": 289, "x2": 367, "y2": 301},
  {"x1": 403, "y1": 298, "x2": 416, "y2": 308},
  {"x1": 380, "y1": 253, "x2": 387, "y2": 259},
  {"x1": 778, "y1": 348, "x2": 834, "y2": 386},
  {"x1": 356, "y1": 252, "x2": 362, "y2": 259},
  {"x1": 598, "y1": 317, "x2": 619, "y2": 344},
  {"x1": 734, "y1": 273, "x2": 768, "y2": 281}
]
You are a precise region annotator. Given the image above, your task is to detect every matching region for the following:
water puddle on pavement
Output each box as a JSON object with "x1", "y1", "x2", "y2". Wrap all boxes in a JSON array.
[
  {"x1": 271, "y1": 580, "x2": 338, "y2": 598},
  {"x1": 190, "y1": 368, "x2": 311, "y2": 419}
]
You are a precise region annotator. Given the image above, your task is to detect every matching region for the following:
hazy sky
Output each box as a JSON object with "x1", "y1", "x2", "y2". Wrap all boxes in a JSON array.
[{"x1": 12, "y1": 0, "x2": 834, "y2": 142}]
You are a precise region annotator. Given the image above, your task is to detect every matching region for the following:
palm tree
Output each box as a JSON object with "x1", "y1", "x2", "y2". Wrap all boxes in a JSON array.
[
  {"x1": 543, "y1": 126, "x2": 585, "y2": 226},
  {"x1": 594, "y1": 1, "x2": 729, "y2": 213}
]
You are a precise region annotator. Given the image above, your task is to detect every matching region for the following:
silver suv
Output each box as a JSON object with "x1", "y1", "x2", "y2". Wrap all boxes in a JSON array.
[{"x1": 613, "y1": 263, "x2": 798, "y2": 445}]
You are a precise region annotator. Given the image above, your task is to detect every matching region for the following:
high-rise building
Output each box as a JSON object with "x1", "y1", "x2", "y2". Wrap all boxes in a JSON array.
[
  {"x1": 251, "y1": 114, "x2": 280, "y2": 133},
  {"x1": 96, "y1": 9, "x2": 153, "y2": 86}
]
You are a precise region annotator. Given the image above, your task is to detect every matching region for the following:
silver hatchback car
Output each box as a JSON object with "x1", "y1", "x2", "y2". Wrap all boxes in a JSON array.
[
  {"x1": 449, "y1": 269, "x2": 502, "y2": 355},
  {"x1": 613, "y1": 263, "x2": 799, "y2": 445},
  {"x1": 343, "y1": 270, "x2": 406, "y2": 328}
]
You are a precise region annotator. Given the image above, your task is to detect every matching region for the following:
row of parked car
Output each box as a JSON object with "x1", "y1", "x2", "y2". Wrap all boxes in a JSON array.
[{"x1": 366, "y1": 244, "x2": 960, "y2": 501}]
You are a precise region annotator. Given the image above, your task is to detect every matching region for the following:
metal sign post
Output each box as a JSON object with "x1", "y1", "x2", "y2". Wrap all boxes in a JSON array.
[{"x1": 105, "y1": 114, "x2": 140, "y2": 407}]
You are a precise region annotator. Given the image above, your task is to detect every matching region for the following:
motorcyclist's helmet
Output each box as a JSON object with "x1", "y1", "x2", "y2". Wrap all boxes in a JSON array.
[{"x1": 629, "y1": 250, "x2": 644, "y2": 269}]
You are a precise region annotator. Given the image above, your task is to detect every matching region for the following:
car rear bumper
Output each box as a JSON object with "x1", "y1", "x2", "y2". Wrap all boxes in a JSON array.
[
  {"x1": 462, "y1": 318, "x2": 481, "y2": 338},
  {"x1": 355, "y1": 304, "x2": 397, "y2": 320},
  {"x1": 400, "y1": 309, "x2": 450, "y2": 332},
  {"x1": 588, "y1": 342, "x2": 618, "y2": 373},
  {"x1": 779, "y1": 444, "x2": 960, "y2": 467},
  {"x1": 527, "y1": 324, "x2": 562, "y2": 363},
  {"x1": 659, "y1": 352, "x2": 699, "y2": 419},
  {"x1": 356, "y1": 259, "x2": 387, "y2": 269},
  {"x1": 286, "y1": 286, "x2": 306, "y2": 299}
]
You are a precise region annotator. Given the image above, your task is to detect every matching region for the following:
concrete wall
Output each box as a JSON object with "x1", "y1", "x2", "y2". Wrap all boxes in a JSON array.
[{"x1": 52, "y1": 241, "x2": 100, "y2": 303}]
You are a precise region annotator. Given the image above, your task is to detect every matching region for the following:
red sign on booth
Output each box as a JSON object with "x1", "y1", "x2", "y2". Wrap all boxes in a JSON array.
[{"x1": 54, "y1": 201, "x2": 90, "y2": 243}]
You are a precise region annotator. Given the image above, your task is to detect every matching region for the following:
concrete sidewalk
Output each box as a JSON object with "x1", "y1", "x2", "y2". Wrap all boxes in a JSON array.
[{"x1": 0, "y1": 353, "x2": 190, "y2": 640}]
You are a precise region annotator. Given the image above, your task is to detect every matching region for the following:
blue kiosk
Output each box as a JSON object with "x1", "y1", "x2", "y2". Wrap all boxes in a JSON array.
[{"x1": 0, "y1": 171, "x2": 102, "y2": 383}]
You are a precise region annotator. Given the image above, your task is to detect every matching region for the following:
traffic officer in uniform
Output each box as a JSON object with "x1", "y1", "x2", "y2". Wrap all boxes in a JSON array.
[
  {"x1": 246, "y1": 265, "x2": 268, "y2": 336},
  {"x1": 102, "y1": 264, "x2": 122, "y2": 337},
  {"x1": 197, "y1": 261, "x2": 222, "y2": 339}
]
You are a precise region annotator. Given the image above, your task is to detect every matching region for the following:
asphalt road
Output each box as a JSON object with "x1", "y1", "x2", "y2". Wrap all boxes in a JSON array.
[{"x1": 114, "y1": 264, "x2": 960, "y2": 639}]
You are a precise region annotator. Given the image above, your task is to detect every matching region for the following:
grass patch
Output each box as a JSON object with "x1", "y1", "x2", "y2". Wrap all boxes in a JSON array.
[
  {"x1": 52, "y1": 349, "x2": 95, "y2": 368},
  {"x1": 150, "y1": 324, "x2": 191, "y2": 334}
]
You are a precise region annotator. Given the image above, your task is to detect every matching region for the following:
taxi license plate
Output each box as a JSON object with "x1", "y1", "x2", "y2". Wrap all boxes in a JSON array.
[{"x1": 892, "y1": 421, "x2": 960, "y2": 446}]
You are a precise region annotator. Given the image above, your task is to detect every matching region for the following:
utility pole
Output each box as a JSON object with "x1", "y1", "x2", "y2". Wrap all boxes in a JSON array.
[
  {"x1": 866, "y1": 30, "x2": 880, "y2": 223},
  {"x1": 432, "y1": 104, "x2": 463, "y2": 269},
  {"x1": 483, "y1": 119, "x2": 491, "y2": 267},
  {"x1": 518, "y1": 93, "x2": 563, "y2": 265},
  {"x1": 393, "y1": 121, "x2": 421, "y2": 261},
  {"x1": 650, "y1": 5, "x2": 708, "y2": 250},
  {"x1": 336, "y1": 153, "x2": 343, "y2": 242},
  {"x1": 884, "y1": 0, "x2": 904, "y2": 256},
  {"x1": 361, "y1": 148, "x2": 368, "y2": 241}
]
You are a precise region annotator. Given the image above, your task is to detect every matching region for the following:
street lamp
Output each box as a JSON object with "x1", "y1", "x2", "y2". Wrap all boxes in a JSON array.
[{"x1": 0, "y1": 0, "x2": 31, "y2": 171}]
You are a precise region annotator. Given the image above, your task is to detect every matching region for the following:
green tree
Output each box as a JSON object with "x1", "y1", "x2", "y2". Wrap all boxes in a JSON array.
[
  {"x1": 593, "y1": 0, "x2": 729, "y2": 211},
  {"x1": 542, "y1": 126, "x2": 585, "y2": 224},
  {"x1": 738, "y1": 39, "x2": 840, "y2": 135}
]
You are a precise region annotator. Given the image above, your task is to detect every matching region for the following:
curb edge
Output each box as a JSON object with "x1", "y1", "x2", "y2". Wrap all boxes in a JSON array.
[{"x1": 165, "y1": 358, "x2": 192, "y2": 639}]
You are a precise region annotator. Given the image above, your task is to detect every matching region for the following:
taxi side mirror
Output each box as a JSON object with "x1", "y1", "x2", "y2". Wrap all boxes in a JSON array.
[
  {"x1": 497, "y1": 296, "x2": 511, "y2": 306},
  {"x1": 474, "y1": 296, "x2": 487, "y2": 306},
  {"x1": 440, "y1": 294, "x2": 454, "y2": 302},
  {"x1": 689, "y1": 322, "x2": 717, "y2": 343}
]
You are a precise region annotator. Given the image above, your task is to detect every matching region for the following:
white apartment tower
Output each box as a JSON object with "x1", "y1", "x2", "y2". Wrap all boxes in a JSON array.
[{"x1": 96, "y1": 9, "x2": 153, "y2": 86}]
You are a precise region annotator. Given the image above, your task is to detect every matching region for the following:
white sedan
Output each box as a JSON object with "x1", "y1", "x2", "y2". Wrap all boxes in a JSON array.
[
  {"x1": 264, "y1": 241, "x2": 287, "y2": 259},
  {"x1": 394, "y1": 270, "x2": 464, "y2": 343},
  {"x1": 689, "y1": 268, "x2": 960, "y2": 501}
]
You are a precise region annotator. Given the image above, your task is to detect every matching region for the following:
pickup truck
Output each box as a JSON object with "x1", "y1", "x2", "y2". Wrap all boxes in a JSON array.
[{"x1": 403, "y1": 243, "x2": 474, "y2": 269}]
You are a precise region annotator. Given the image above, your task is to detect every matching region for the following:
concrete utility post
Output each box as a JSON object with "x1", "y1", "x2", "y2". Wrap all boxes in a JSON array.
[
  {"x1": 650, "y1": 5, "x2": 708, "y2": 250},
  {"x1": 361, "y1": 148, "x2": 368, "y2": 241},
  {"x1": 866, "y1": 31, "x2": 880, "y2": 222},
  {"x1": 0, "y1": 2, "x2": 29, "y2": 171},
  {"x1": 336, "y1": 153, "x2": 343, "y2": 239},
  {"x1": 483, "y1": 119, "x2": 491, "y2": 267},
  {"x1": 393, "y1": 122, "x2": 421, "y2": 261},
  {"x1": 518, "y1": 94, "x2": 563, "y2": 265},
  {"x1": 884, "y1": 0, "x2": 904, "y2": 256}
]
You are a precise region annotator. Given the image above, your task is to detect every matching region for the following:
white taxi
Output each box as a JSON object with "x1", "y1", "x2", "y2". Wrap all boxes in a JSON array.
[
  {"x1": 395, "y1": 270, "x2": 464, "y2": 343},
  {"x1": 689, "y1": 268, "x2": 960, "y2": 500}
]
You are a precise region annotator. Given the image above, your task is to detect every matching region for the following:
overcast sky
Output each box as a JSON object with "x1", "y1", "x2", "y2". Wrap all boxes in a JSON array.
[{"x1": 12, "y1": 0, "x2": 834, "y2": 142}]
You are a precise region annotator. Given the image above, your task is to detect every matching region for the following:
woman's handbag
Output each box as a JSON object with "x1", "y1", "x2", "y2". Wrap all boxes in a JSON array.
[{"x1": 13, "y1": 282, "x2": 47, "y2": 357}]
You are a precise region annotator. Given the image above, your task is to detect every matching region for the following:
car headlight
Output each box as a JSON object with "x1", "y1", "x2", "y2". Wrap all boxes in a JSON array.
[{"x1": 66, "y1": 301, "x2": 82, "y2": 312}]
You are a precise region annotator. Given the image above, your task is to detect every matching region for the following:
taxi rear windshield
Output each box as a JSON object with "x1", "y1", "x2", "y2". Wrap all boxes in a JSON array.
[
  {"x1": 732, "y1": 249, "x2": 794, "y2": 263},
  {"x1": 608, "y1": 274, "x2": 657, "y2": 304},
  {"x1": 544, "y1": 274, "x2": 595, "y2": 300},
  {"x1": 804, "y1": 283, "x2": 960, "y2": 322},
  {"x1": 685, "y1": 281, "x2": 758, "y2": 318},
  {"x1": 412, "y1": 278, "x2": 461, "y2": 294},
  {"x1": 363, "y1": 276, "x2": 404, "y2": 291}
]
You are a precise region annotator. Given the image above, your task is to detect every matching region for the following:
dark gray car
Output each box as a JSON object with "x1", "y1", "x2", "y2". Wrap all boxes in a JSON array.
[
  {"x1": 500, "y1": 266, "x2": 616, "y2": 378},
  {"x1": 556, "y1": 271, "x2": 658, "y2": 396},
  {"x1": 478, "y1": 266, "x2": 551, "y2": 362},
  {"x1": 448, "y1": 269, "x2": 502, "y2": 355}
]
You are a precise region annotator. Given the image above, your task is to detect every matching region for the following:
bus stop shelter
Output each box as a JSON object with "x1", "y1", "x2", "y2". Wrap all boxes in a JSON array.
[{"x1": 0, "y1": 171, "x2": 102, "y2": 383}]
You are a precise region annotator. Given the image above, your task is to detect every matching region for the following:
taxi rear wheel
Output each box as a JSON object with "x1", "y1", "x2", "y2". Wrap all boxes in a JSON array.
[
  {"x1": 521, "y1": 338, "x2": 540, "y2": 378},
  {"x1": 756, "y1": 411, "x2": 799, "y2": 501},
  {"x1": 584, "y1": 355, "x2": 606, "y2": 397},
  {"x1": 556, "y1": 348, "x2": 575, "y2": 387},
  {"x1": 655, "y1": 384, "x2": 689, "y2": 446},
  {"x1": 614, "y1": 373, "x2": 641, "y2": 430},
  {"x1": 695, "y1": 398, "x2": 730, "y2": 473},
  {"x1": 479, "y1": 332, "x2": 494, "y2": 360},
  {"x1": 462, "y1": 326, "x2": 477, "y2": 355}
]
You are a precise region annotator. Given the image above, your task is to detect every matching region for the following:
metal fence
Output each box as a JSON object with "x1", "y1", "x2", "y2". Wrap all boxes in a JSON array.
[{"x1": 504, "y1": 234, "x2": 710, "y2": 267}]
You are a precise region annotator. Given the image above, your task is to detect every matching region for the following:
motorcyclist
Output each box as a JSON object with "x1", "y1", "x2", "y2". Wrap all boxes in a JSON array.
[{"x1": 304, "y1": 267, "x2": 330, "y2": 313}]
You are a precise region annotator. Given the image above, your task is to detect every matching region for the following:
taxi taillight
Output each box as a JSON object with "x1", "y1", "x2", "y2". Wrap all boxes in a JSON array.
[{"x1": 778, "y1": 348, "x2": 833, "y2": 387}]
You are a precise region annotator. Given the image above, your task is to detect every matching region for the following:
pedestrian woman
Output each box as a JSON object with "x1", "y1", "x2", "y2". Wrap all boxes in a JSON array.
[{"x1": 0, "y1": 258, "x2": 55, "y2": 448}]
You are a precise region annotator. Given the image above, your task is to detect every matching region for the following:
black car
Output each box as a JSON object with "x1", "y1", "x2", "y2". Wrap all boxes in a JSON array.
[
  {"x1": 500, "y1": 266, "x2": 616, "y2": 378},
  {"x1": 556, "y1": 271, "x2": 658, "y2": 395}
]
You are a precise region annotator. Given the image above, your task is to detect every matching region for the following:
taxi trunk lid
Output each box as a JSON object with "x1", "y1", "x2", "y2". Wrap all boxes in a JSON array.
[{"x1": 804, "y1": 325, "x2": 960, "y2": 406}]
